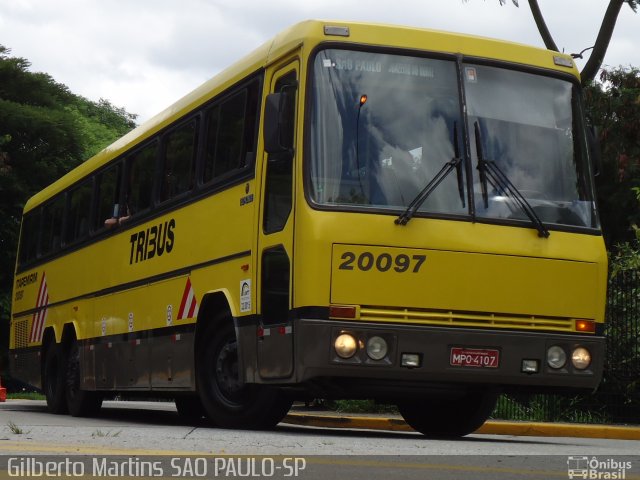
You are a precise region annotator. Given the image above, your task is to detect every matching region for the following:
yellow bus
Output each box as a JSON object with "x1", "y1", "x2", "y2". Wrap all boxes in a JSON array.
[{"x1": 9, "y1": 20, "x2": 606, "y2": 437}]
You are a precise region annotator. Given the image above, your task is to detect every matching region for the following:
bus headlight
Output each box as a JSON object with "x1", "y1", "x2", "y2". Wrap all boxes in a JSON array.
[
  {"x1": 366, "y1": 336, "x2": 388, "y2": 360},
  {"x1": 571, "y1": 347, "x2": 591, "y2": 370},
  {"x1": 334, "y1": 333, "x2": 357, "y2": 359},
  {"x1": 547, "y1": 346, "x2": 567, "y2": 369}
]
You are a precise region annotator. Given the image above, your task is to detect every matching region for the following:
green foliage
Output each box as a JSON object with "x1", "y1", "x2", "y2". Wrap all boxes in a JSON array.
[
  {"x1": 610, "y1": 242, "x2": 640, "y2": 276},
  {"x1": 326, "y1": 399, "x2": 399, "y2": 414},
  {"x1": 0, "y1": 45, "x2": 136, "y2": 349},
  {"x1": 6, "y1": 391, "x2": 45, "y2": 400},
  {"x1": 492, "y1": 394, "x2": 610, "y2": 424},
  {"x1": 585, "y1": 66, "x2": 640, "y2": 247},
  {"x1": 65, "y1": 98, "x2": 137, "y2": 159},
  {"x1": 604, "y1": 252, "x2": 640, "y2": 412}
]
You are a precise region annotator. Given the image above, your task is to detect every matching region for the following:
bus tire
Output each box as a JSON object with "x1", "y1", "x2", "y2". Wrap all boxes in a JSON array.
[
  {"x1": 196, "y1": 322, "x2": 292, "y2": 429},
  {"x1": 65, "y1": 339, "x2": 103, "y2": 417},
  {"x1": 43, "y1": 343, "x2": 68, "y2": 414},
  {"x1": 397, "y1": 389, "x2": 498, "y2": 437}
]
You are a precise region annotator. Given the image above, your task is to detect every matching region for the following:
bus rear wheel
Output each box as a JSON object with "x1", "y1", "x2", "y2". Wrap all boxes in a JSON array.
[
  {"x1": 196, "y1": 323, "x2": 292, "y2": 429},
  {"x1": 65, "y1": 339, "x2": 102, "y2": 417},
  {"x1": 397, "y1": 389, "x2": 498, "y2": 437},
  {"x1": 43, "y1": 343, "x2": 67, "y2": 414}
]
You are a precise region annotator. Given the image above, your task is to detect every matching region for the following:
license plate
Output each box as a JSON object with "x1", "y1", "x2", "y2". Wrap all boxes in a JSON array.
[{"x1": 450, "y1": 347, "x2": 500, "y2": 368}]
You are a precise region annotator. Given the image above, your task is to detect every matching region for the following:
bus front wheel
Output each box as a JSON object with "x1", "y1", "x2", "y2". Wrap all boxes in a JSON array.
[
  {"x1": 397, "y1": 389, "x2": 498, "y2": 437},
  {"x1": 196, "y1": 323, "x2": 292, "y2": 429}
]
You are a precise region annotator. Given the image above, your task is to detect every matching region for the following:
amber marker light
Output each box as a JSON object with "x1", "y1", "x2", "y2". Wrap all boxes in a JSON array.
[
  {"x1": 329, "y1": 305, "x2": 357, "y2": 319},
  {"x1": 575, "y1": 319, "x2": 595, "y2": 333}
]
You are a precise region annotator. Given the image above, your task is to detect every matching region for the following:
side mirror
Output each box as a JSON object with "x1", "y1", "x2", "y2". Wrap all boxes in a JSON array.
[
  {"x1": 587, "y1": 125, "x2": 602, "y2": 177},
  {"x1": 264, "y1": 84, "x2": 296, "y2": 155}
]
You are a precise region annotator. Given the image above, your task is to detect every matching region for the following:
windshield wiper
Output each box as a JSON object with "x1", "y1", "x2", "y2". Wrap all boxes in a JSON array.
[
  {"x1": 474, "y1": 122, "x2": 550, "y2": 238},
  {"x1": 395, "y1": 123, "x2": 465, "y2": 226},
  {"x1": 453, "y1": 121, "x2": 466, "y2": 209}
]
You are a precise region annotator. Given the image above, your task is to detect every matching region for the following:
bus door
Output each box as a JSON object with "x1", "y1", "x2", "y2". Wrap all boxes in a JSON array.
[{"x1": 256, "y1": 61, "x2": 298, "y2": 380}]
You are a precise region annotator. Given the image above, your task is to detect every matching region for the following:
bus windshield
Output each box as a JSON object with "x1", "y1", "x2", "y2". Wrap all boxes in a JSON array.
[{"x1": 308, "y1": 49, "x2": 599, "y2": 230}]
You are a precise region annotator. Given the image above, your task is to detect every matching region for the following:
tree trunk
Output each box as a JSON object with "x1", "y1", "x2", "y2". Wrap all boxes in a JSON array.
[
  {"x1": 580, "y1": 0, "x2": 625, "y2": 85},
  {"x1": 527, "y1": 0, "x2": 559, "y2": 51}
]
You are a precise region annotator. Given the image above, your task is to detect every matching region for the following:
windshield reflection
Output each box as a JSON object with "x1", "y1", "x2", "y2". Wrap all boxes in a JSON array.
[
  {"x1": 465, "y1": 65, "x2": 597, "y2": 228},
  {"x1": 309, "y1": 50, "x2": 466, "y2": 215},
  {"x1": 308, "y1": 49, "x2": 599, "y2": 230}
]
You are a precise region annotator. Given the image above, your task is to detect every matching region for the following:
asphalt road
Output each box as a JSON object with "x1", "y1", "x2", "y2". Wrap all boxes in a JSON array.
[{"x1": 0, "y1": 400, "x2": 638, "y2": 480}]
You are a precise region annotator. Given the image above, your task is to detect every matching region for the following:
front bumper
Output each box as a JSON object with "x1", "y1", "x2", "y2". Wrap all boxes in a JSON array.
[{"x1": 292, "y1": 319, "x2": 604, "y2": 393}]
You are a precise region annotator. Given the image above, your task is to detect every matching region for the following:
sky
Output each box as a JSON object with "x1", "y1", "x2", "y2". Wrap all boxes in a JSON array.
[{"x1": 0, "y1": 0, "x2": 638, "y2": 123}]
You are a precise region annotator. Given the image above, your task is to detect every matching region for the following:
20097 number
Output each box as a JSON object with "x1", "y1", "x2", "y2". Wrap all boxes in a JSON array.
[{"x1": 338, "y1": 252, "x2": 426, "y2": 273}]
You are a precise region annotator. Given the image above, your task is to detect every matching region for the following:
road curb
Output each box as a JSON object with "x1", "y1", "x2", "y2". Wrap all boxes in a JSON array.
[{"x1": 282, "y1": 413, "x2": 640, "y2": 440}]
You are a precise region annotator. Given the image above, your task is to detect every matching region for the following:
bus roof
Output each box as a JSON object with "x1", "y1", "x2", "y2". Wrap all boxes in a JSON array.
[{"x1": 24, "y1": 19, "x2": 578, "y2": 212}]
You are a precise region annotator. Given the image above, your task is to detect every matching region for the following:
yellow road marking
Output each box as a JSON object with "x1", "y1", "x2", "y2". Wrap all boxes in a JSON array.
[{"x1": 0, "y1": 441, "x2": 210, "y2": 456}]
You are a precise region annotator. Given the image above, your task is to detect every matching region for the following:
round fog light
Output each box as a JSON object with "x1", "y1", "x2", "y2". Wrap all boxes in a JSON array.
[
  {"x1": 366, "y1": 336, "x2": 388, "y2": 360},
  {"x1": 334, "y1": 333, "x2": 357, "y2": 359},
  {"x1": 571, "y1": 347, "x2": 591, "y2": 370},
  {"x1": 547, "y1": 345, "x2": 567, "y2": 369}
]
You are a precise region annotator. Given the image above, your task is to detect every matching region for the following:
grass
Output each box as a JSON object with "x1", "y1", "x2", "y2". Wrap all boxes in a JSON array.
[
  {"x1": 91, "y1": 429, "x2": 122, "y2": 438},
  {"x1": 7, "y1": 392, "x2": 45, "y2": 401},
  {"x1": 491, "y1": 394, "x2": 610, "y2": 424},
  {"x1": 7, "y1": 421, "x2": 30, "y2": 435},
  {"x1": 326, "y1": 399, "x2": 399, "y2": 414}
]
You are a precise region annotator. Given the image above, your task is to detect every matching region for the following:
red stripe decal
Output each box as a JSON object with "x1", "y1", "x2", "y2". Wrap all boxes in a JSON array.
[{"x1": 177, "y1": 278, "x2": 191, "y2": 319}]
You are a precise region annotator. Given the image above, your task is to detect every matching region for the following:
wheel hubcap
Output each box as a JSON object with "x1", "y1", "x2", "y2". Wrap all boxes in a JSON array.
[{"x1": 215, "y1": 340, "x2": 242, "y2": 399}]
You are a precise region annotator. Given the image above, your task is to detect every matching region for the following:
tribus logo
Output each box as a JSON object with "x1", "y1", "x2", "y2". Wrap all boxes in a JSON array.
[
  {"x1": 567, "y1": 456, "x2": 632, "y2": 479},
  {"x1": 129, "y1": 219, "x2": 175, "y2": 265}
]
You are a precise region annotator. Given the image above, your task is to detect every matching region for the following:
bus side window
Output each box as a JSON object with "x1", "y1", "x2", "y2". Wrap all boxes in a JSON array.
[
  {"x1": 202, "y1": 103, "x2": 220, "y2": 184},
  {"x1": 202, "y1": 80, "x2": 259, "y2": 185},
  {"x1": 95, "y1": 163, "x2": 122, "y2": 230},
  {"x1": 124, "y1": 142, "x2": 158, "y2": 219},
  {"x1": 18, "y1": 210, "x2": 40, "y2": 266},
  {"x1": 40, "y1": 195, "x2": 65, "y2": 257},
  {"x1": 160, "y1": 119, "x2": 198, "y2": 202},
  {"x1": 65, "y1": 180, "x2": 92, "y2": 244},
  {"x1": 203, "y1": 90, "x2": 247, "y2": 183}
]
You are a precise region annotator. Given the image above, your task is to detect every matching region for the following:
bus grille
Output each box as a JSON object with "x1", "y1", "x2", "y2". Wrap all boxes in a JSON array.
[
  {"x1": 14, "y1": 319, "x2": 29, "y2": 349},
  {"x1": 358, "y1": 306, "x2": 576, "y2": 332}
]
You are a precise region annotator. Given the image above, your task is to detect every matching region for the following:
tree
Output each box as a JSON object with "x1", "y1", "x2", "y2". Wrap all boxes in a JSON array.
[
  {"x1": 0, "y1": 46, "x2": 137, "y2": 352},
  {"x1": 478, "y1": 1, "x2": 638, "y2": 85},
  {"x1": 584, "y1": 66, "x2": 640, "y2": 247}
]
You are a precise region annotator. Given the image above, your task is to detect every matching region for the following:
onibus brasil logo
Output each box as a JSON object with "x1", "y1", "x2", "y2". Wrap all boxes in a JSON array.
[{"x1": 567, "y1": 456, "x2": 632, "y2": 479}]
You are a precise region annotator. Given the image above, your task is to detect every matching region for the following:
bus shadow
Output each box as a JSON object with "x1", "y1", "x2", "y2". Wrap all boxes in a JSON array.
[{"x1": 275, "y1": 424, "x2": 568, "y2": 446}]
